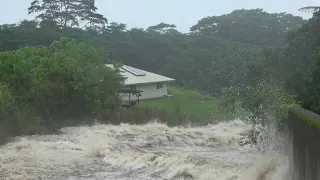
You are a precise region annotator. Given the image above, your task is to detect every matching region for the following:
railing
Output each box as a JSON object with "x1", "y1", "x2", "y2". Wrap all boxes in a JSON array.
[{"x1": 287, "y1": 106, "x2": 320, "y2": 180}]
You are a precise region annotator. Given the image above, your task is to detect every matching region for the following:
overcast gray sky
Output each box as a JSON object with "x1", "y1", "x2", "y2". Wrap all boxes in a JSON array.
[{"x1": 0, "y1": 0, "x2": 317, "y2": 32}]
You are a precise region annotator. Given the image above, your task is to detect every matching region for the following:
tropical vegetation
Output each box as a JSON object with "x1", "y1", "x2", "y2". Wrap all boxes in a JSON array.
[{"x1": 0, "y1": 0, "x2": 319, "y2": 145}]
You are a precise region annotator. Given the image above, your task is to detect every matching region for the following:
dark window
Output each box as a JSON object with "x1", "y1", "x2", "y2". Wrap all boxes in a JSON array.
[{"x1": 156, "y1": 83, "x2": 163, "y2": 89}]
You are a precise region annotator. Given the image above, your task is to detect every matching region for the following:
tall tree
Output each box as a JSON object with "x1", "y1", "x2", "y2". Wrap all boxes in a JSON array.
[
  {"x1": 28, "y1": 0, "x2": 108, "y2": 28},
  {"x1": 299, "y1": 6, "x2": 320, "y2": 13},
  {"x1": 190, "y1": 9, "x2": 306, "y2": 46},
  {"x1": 147, "y1": 23, "x2": 178, "y2": 34},
  {"x1": 0, "y1": 8, "x2": 311, "y2": 105}
]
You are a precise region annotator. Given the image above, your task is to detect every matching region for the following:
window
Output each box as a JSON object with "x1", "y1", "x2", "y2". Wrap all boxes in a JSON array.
[
  {"x1": 130, "y1": 85, "x2": 136, "y2": 90},
  {"x1": 156, "y1": 83, "x2": 163, "y2": 89}
]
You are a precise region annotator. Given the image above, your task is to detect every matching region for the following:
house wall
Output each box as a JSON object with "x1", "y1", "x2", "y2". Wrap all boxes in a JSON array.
[{"x1": 119, "y1": 82, "x2": 168, "y2": 101}]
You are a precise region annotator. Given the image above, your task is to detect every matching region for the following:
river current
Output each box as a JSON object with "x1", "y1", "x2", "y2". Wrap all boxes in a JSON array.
[{"x1": 0, "y1": 120, "x2": 291, "y2": 180}]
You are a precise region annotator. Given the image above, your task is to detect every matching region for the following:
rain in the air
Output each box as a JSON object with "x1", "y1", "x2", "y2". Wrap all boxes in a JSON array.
[{"x1": 0, "y1": 0, "x2": 319, "y2": 180}]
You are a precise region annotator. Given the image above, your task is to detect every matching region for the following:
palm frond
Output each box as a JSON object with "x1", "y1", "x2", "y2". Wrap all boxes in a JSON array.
[{"x1": 298, "y1": 6, "x2": 320, "y2": 12}]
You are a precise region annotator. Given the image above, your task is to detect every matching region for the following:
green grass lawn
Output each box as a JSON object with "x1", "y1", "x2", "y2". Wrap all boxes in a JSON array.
[{"x1": 140, "y1": 86, "x2": 216, "y2": 117}]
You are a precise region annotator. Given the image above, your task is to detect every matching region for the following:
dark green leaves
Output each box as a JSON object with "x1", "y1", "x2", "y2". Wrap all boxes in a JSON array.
[
  {"x1": 190, "y1": 9, "x2": 306, "y2": 46},
  {"x1": 0, "y1": 37, "x2": 124, "y2": 120}
]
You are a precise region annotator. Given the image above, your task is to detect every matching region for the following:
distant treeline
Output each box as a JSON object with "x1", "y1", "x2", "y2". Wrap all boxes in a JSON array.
[
  {"x1": 0, "y1": 1, "x2": 319, "y2": 144},
  {"x1": 1, "y1": 8, "x2": 316, "y2": 113}
]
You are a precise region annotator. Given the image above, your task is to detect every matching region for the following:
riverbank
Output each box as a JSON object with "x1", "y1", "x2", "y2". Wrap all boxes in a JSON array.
[{"x1": 140, "y1": 86, "x2": 216, "y2": 117}]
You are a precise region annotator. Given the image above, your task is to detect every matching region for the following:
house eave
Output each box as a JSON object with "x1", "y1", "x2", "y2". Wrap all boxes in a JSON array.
[{"x1": 124, "y1": 79, "x2": 175, "y2": 86}]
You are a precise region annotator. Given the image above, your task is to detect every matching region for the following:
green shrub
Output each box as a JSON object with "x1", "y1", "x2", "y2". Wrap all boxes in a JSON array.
[
  {"x1": 0, "y1": 38, "x2": 125, "y2": 144},
  {"x1": 0, "y1": 83, "x2": 15, "y2": 116},
  {"x1": 0, "y1": 37, "x2": 124, "y2": 119}
]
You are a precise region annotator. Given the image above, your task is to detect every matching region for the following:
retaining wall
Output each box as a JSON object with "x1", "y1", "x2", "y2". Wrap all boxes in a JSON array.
[{"x1": 287, "y1": 106, "x2": 320, "y2": 180}]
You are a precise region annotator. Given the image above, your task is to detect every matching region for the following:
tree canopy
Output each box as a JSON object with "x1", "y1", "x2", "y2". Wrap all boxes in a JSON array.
[
  {"x1": 0, "y1": 6, "x2": 319, "y2": 119},
  {"x1": 1, "y1": 4, "x2": 320, "y2": 145},
  {"x1": 28, "y1": 0, "x2": 108, "y2": 28},
  {"x1": 190, "y1": 9, "x2": 306, "y2": 46},
  {"x1": 0, "y1": 37, "x2": 124, "y2": 137}
]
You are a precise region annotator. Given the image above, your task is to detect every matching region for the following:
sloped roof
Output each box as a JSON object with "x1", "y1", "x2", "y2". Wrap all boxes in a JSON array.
[{"x1": 106, "y1": 64, "x2": 175, "y2": 85}]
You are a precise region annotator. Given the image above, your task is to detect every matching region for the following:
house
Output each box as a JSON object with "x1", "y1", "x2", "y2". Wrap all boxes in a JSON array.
[{"x1": 106, "y1": 64, "x2": 175, "y2": 103}]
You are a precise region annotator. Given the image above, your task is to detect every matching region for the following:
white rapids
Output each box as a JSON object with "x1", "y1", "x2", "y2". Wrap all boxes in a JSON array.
[{"x1": 0, "y1": 119, "x2": 291, "y2": 180}]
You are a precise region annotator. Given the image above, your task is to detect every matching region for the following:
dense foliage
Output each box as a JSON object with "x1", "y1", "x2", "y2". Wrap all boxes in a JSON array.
[
  {"x1": 0, "y1": 2, "x2": 319, "y2": 144},
  {"x1": 0, "y1": 37, "x2": 124, "y2": 141},
  {"x1": 282, "y1": 12, "x2": 320, "y2": 114},
  {"x1": 190, "y1": 9, "x2": 305, "y2": 46},
  {"x1": 0, "y1": 9, "x2": 307, "y2": 95}
]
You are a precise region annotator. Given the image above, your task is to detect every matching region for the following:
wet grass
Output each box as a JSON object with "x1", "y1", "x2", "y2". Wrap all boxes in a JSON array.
[
  {"x1": 140, "y1": 86, "x2": 216, "y2": 117},
  {"x1": 0, "y1": 87, "x2": 216, "y2": 146}
]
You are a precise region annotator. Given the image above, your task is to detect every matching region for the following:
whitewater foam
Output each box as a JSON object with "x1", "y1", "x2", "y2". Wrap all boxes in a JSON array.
[{"x1": 0, "y1": 119, "x2": 289, "y2": 180}]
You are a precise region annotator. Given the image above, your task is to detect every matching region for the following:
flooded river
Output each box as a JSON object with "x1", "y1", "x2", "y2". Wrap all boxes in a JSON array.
[{"x1": 0, "y1": 120, "x2": 290, "y2": 180}]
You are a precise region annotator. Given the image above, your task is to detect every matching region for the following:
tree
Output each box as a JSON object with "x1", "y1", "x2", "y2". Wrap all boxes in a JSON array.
[
  {"x1": 0, "y1": 37, "x2": 124, "y2": 120},
  {"x1": 215, "y1": 45, "x2": 300, "y2": 149},
  {"x1": 281, "y1": 9, "x2": 320, "y2": 114},
  {"x1": 28, "y1": 0, "x2": 108, "y2": 28},
  {"x1": 0, "y1": 8, "x2": 311, "y2": 110},
  {"x1": 190, "y1": 9, "x2": 306, "y2": 46},
  {"x1": 299, "y1": 6, "x2": 320, "y2": 13},
  {"x1": 0, "y1": 37, "x2": 126, "y2": 140},
  {"x1": 147, "y1": 23, "x2": 178, "y2": 34}
]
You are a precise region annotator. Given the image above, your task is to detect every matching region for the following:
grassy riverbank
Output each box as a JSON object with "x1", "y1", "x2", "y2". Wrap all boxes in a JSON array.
[{"x1": 141, "y1": 86, "x2": 216, "y2": 117}]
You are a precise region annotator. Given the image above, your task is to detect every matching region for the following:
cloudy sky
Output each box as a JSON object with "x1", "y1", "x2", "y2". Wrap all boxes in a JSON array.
[{"x1": 0, "y1": 0, "x2": 317, "y2": 32}]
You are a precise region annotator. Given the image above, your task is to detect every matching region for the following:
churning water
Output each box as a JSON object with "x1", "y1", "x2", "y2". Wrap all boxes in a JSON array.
[{"x1": 0, "y1": 120, "x2": 291, "y2": 180}]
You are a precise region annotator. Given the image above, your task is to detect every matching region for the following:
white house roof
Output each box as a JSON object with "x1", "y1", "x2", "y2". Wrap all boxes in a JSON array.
[{"x1": 106, "y1": 64, "x2": 175, "y2": 85}]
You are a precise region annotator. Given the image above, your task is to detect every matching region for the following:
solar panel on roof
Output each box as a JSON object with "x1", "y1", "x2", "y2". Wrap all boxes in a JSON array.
[
  {"x1": 122, "y1": 65, "x2": 146, "y2": 76},
  {"x1": 122, "y1": 66, "x2": 138, "y2": 75},
  {"x1": 128, "y1": 66, "x2": 145, "y2": 76}
]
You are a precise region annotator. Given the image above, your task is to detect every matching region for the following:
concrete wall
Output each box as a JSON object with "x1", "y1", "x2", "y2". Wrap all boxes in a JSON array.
[
  {"x1": 287, "y1": 106, "x2": 320, "y2": 180},
  {"x1": 119, "y1": 82, "x2": 169, "y2": 101}
]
